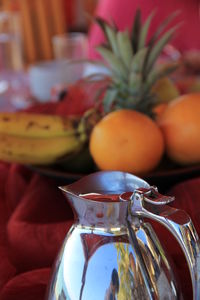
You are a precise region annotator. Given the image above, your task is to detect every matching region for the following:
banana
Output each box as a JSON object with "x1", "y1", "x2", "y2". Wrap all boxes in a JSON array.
[
  {"x1": 0, "y1": 132, "x2": 85, "y2": 165},
  {"x1": 0, "y1": 112, "x2": 82, "y2": 138}
]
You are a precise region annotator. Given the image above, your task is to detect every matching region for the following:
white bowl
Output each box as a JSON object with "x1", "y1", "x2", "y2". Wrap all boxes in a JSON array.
[
  {"x1": 28, "y1": 59, "x2": 84, "y2": 102},
  {"x1": 28, "y1": 59, "x2": 110, "y2": 102}
]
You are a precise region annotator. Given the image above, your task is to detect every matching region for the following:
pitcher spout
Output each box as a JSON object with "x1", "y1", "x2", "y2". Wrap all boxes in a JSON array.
[{"x1": 59, "y1": 171, "x2": 149, "y2": 229}]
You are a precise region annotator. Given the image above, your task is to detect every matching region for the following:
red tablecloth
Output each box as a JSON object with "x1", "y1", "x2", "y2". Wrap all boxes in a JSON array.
[
  {"x1": 0, "y1": 162, "x2": 74, "y2": 300},
  {"x1": 0, "y1": 102, "x2": 199, "y2": 299},
  {"x1": 0, "y1": 160, "x2": 199, "y2": 299},
  {"x1": 88, "y1": 0, "x2": 200, "y2": 59}
]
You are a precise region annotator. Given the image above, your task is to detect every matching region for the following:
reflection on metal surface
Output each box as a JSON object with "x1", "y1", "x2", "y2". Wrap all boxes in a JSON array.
[
  {"x1": 124, "y1": 186, "x2": 200, "y2": 299},
  {"x1": 104, "y1": 268, "x2": 119, "y2": 300},
  {"x1": 46, "y1": 171, "x2": 200, "y2": 300},
  {"x1": 47, "y1": 227, "x2": 177, "y2": 300}
]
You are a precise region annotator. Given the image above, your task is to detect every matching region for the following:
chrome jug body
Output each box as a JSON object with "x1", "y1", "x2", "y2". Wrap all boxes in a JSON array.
[{"x1": 47, "y1": 171, "x2": 200, "y2": 300}]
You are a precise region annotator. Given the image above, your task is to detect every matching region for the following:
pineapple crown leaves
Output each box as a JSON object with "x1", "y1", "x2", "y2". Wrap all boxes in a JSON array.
[{"x1": 95, "y1": 9, "x2": 181, "y2": 117}]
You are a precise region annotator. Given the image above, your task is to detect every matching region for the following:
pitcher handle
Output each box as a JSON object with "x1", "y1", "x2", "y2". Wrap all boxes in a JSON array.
[{"x1": 120, "y1": 187, "x2": 200, "y2": 300}]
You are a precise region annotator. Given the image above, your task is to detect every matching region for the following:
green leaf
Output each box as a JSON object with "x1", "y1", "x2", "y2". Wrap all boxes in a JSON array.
[
  {"x1": 117, "y1": 30, "x2": 133, "y2": 68},
  {"x1": 96, "y1": 46, "x2": 128, "y2": 80},
  {"x1": 145, "y1": 70, "x2": 161, "y2": 92},
  {"x1": 104, "y1": 24, "x2": 120, "y2": 57},
  {"x1": 94, "y1": 17, "x2": 109, "y2": 36},
  {"x1": 130, "y1": 47, "x2": 148, "y2": 73},
  {"x1": 118, "y1": 93, "x2": 143, "y2": 110},
  {"x1": 156, "y1": 63, "x2": 178, "y2": 78},
  {"x1": 138, "y1": 10, "x2": 156, "y2": 49},
  {"x1": 128, "y1": 73, "x2": 142, "y2": 91},
  {"x1": 148, "y1": 10, "x2": 180, "y2": 48},
  {"x1": 145, "y1": 25, "x2": 179, "y2": 75},
  {"x1": 131, "y1": 9, "x2": 141, "y2": 52},
  {"x1": 142, "y1": 11, "x2": 180, "y2": 78},
  {"x1": 103, "y1": 89, "x2": 118, "y2": 112},
  {"x1": 144, "y1": 63, "x2": 177, "y2": 93}
]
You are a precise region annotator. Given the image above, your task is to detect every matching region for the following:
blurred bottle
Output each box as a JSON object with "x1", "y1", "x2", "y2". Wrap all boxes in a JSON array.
[
  {"x1": 0, "y1": 11, "x2": 30, "y2": 111},
  {"x1": 52, "y1": 32, "x2": 88, "y2": 61}
]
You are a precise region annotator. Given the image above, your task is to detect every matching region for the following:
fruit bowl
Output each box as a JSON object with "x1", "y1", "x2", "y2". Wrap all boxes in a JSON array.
[{"x1": 29, "y1": 158, "x2": 200, "y2": 192}]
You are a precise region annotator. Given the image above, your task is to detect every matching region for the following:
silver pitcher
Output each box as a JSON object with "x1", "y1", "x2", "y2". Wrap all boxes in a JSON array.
[{"x1": 46, "y1": 171, "x2": 200, "y2": 300}]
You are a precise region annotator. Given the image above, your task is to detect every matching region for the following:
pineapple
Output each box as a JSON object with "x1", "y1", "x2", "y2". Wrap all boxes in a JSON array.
[{"x1": 95, "y1": 9, "x2": 179, "y2": 117}]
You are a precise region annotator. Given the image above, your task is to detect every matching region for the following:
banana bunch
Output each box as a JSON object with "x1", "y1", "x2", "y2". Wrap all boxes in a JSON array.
[{"x1": 0, "y1": 112, "x2": 87, "y2": 165}]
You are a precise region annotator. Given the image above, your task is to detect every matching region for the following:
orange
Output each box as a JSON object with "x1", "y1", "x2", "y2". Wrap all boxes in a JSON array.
[
  {"x1": 153, "y1": 103, "x2": 168, "y2": 119},
  {"x1": 158, "y1": 93, "x2": 200, "y2": 165},
  {"x1": 89, "y1": 109, "x2": 164, "y2": 175}
]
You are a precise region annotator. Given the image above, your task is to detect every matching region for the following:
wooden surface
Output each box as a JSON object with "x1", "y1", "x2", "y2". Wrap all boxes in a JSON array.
[
  {"x1": 0, "y1": 0, "x2": 67, "y2": 63},
  {"x1": 0, "y1": 0, "x2": 98, "y2": 64}
]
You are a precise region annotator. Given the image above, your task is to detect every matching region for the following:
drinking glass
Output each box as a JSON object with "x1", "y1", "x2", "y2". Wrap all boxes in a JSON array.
[
  {"x1": 0, "y1": 11, "x2": 30, "y2": 111},
  {"x1": 52, "y1": 32, "x2": 88, "y2": 60}
]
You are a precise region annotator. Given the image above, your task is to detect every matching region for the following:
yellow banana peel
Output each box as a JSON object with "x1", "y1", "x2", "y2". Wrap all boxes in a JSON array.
[
  {"x1": 0, "y1": 112, "x2": 82, "y2": 138},
  {"x1": 0, "y1": 132, "x2": 85, "y2": 165}
]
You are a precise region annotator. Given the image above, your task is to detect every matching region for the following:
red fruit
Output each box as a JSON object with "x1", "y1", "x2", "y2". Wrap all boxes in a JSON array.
[
  {"x1": 24, "y1": 102, "x2": 58, "y2": 115},
  {"x1": 175, "y1": 76, "x2": 199, "y2": 95},
  {"x1": 56, "y1": 78, "x2": 108, "y2": 116}
]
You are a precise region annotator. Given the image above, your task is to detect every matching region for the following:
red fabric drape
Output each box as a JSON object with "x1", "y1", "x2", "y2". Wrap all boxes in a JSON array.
[
  {"x1": 0, "y1": 161, "x2": 199, "y2": 299},
  {"x1": 0, "y1": 102, "x2": 199, "y2": 299},
  {"x1": 62, "y1": 0, "x2": 74, "y2": 28},
  {"x1": 0, "y1": 162, "x2": 74, "y2": 300},
  {"x1": 88, "y1": 0, "x2": 200, "y2": 59}
]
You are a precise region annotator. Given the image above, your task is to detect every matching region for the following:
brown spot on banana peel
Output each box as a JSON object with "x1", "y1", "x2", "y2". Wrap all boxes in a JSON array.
[
  {"x1": 2, "y1": 117, "x2": 10, "y2": 122},
  {"x1": 26, "y1": 121, "x2": 50, "y2": 131},
  {"x1": 2, "y1": 149, "x2": 13, "y2": 156}
]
